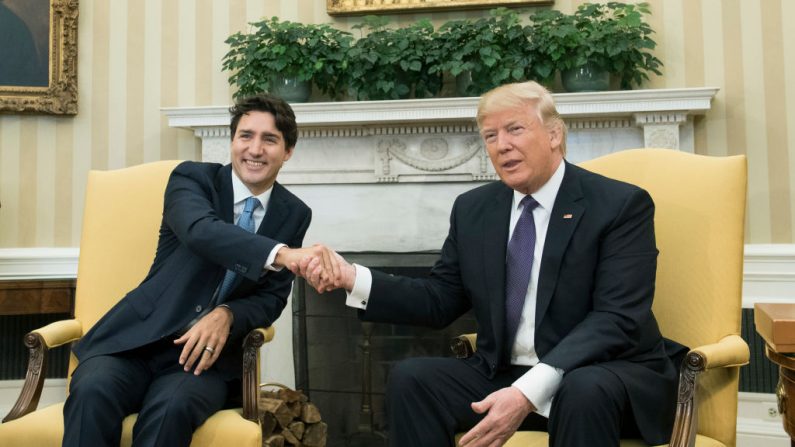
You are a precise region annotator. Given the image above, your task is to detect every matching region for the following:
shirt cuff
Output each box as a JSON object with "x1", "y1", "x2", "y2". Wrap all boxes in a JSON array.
[
  {"x1": 263, "y1": 243, "x2": 287, "y2": 272},
  {"x1": 512, "y1": 363, "x2": 564, "y2": 418},
  {"x1": 345, "y1": 264, "x2": 372, "y2": 310}
]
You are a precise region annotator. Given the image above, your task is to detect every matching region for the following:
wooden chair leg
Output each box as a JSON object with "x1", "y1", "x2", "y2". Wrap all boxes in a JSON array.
[{"x1": 242, "y1": 327, "x2": 274, "y2": 422}]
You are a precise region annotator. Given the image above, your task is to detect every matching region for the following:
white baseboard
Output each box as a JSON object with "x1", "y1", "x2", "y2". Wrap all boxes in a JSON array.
[
  {"x1": 743, "y1": 244, "x2": 795, "y2": 307},
  {"x1": 0, "y1": 248, "x2": 78, "y2": 280},
  {"x1": 737, "y1": 392, "x2": 789, "y2": 446}
]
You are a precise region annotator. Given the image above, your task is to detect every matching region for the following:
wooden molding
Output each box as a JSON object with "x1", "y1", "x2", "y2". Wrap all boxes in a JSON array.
[
  {"x1": 326, "y1": 0, "x2": 551, "y2": 16},
  {"x1": 0, "y1": 279, "x2": 75, "y2": 316}
]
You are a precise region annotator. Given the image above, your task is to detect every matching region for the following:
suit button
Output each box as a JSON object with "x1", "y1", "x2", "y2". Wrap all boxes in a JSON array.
[{"x1": 195, "y1": 305, "x2": 202, "y2": 313}]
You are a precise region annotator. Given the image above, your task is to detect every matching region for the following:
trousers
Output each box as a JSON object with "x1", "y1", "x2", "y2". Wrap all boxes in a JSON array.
[
  {"x1": 62, "y1": 337, "x2": 228, "y2": 447},
  {"x1": 386, "y1": 357, "x2": 641, "y2": 447}
]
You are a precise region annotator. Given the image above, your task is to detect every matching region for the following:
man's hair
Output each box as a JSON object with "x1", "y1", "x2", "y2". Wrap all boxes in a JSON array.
[
  {"x1": 476, "y1": 81, "x2": 568, "y2": 156},
  {"x1": 229, "y1": 94, "x2": 298, "y2": 149}
]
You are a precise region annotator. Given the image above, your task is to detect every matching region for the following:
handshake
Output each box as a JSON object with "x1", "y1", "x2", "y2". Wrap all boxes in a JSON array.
[{"x1": 276, "y1": 244, "x2": 354, "y2": 293}]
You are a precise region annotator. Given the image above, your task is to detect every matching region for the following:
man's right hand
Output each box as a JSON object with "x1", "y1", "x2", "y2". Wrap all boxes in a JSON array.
[
  {"x1": 275, "y1": 244, "x2": 343, "y2": 291},
  {"x1": 297, "y1": 250, "x2": 356, "y2": 293}
]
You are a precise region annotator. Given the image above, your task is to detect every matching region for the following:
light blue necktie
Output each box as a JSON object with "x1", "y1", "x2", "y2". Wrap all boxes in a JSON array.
[{"x1": 217, "y1": 196, "x2": 260, "y2": 302}]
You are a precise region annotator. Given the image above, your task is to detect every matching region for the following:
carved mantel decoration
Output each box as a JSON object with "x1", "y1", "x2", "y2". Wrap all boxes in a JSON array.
[
  {"x1": 163, "y1": 87, "x2": 719, "y2": 187},
  {"x1": 327, "y1": 0, "x2": 552, "y2": 16},
  {"x1": 0, "y1": 0, "x2": 79, "y2": 115}
]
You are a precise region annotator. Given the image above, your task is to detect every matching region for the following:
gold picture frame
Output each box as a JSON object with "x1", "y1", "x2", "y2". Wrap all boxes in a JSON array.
[
  {"x1": 0, "y1": 0, "x2": 78, "y2": 115},
  {"x1": 327, "y1": 0, "x2": 552, "y2": 16}
]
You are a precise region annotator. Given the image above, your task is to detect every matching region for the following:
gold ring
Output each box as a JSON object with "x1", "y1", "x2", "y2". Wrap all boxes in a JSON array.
[{"x1": 204, "y1": 346, "x2": 215, "y2": 354}]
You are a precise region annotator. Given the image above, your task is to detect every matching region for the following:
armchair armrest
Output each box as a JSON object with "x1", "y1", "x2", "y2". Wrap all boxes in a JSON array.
[
  {"x1": 2, "y1": 319, "x2": 83, "y2": 423},
  {"x1": 690, "y1": 334, "x2": 750, "y2": 369},
  {"x1": 31, "y1": 319, "x2": 83, "y2": 349},
  {"x1": 669, "y1": 334, "x2": 750, "y2": 447},
  {"x1": 242, "y1": 326, "x2": 276, "y2": 422}
]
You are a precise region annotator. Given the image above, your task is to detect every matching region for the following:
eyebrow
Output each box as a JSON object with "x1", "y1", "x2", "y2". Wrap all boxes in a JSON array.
[
  {"x1": 237, "y1": 129, "x2": 282, "y2": 140},
  {"x1": 259, "y1": 131, "x2": 282, "y2": 139},
  {"x1": 481, "y1": 119, "x2": 521, "y2": 134}
]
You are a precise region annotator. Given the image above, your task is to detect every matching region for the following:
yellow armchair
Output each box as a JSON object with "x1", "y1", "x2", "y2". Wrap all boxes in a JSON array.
[
  {"x1": 0, "y1": 160, "x2": 273, "y2": 446},
  {"x1": 453, "y1": 149, "x2": 749, "y2": 447}
]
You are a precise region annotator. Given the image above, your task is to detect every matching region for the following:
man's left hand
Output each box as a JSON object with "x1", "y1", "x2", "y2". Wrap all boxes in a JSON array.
[
  {"x1": 458, "y1": 386, "x2": 535, "y2": 447},
  {"x1": 174, "y1": 307, "x2": 233, "y2": 375}
]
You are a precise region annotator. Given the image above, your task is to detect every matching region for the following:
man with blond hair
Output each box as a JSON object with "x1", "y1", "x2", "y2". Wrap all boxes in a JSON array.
[{"x1": 299, "y1": 81, "x2": 686, "y2": 447}]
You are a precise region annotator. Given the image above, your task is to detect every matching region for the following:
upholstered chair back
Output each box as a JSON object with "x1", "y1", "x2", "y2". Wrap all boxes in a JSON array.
[
  {"x1": 580, "y1": 149, "x2": 747, "y2": 446},
  {"x1": 70, "y1": 160, "x2": 183, "y2": 376}
]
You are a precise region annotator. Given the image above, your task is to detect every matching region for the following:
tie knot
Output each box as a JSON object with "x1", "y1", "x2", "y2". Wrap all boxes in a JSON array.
[
  {"x1": 520, "y1": 195, "x2": 538, "y2": 212},
  {"x1": 243, "y1": 197, "x2": 260, "y2": 214}
]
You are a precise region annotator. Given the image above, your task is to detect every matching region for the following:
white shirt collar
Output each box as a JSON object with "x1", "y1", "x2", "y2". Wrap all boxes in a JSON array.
[
  {"x1": 230, "y1": 168, "x2": 273, "y2": 211},
  {"x1": 512, "y1": 160, "x2": 566, "y2": 211}
]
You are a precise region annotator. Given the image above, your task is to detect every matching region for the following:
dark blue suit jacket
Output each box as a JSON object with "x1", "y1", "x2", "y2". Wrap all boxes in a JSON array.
[
  {"x1": 73, "y1": 161, "x2": 311, "y2": 380},
  {"x1": 361, "y1": 161, "x2": 686, "y2": 445}
]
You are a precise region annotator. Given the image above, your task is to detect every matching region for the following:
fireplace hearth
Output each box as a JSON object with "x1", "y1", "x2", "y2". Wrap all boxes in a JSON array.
[{"x1": 292, "y1": 252, "x2": 478, "y2": 446}]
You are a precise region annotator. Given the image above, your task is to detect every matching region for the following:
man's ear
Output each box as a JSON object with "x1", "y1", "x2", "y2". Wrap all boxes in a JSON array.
[
  {"x1": 548, "y1": 123, "x2": 563, "y2": 149},
  {"x1": 284, "y1": 147, "x2": 295, "y2": 161}
]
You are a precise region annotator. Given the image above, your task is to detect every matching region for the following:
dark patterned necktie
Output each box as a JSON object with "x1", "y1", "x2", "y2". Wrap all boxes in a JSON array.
[
  {"x1": 505, "y1": 195, "x2": 539, "y2": 347},
  {"x1": 217, "y1": 196, "x2": 260, "y2": 302}
]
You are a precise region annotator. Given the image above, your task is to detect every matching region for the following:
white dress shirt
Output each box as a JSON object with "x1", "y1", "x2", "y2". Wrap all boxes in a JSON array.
[
  {"x1": 229, "y1": 170, "x2": 284, "y2": 271},
  {"x1": 345, "y1": 161, "x2": 566, "y2": 417}
]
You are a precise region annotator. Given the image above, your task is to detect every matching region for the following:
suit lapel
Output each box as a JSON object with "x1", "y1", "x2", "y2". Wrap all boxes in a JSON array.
[
  {"x1": 535, "y1": 162, "x2": 585, "y2": 328},
  {"x1": 482, "y1": 184, "x2": 513, "y2": 359},
  {"x1": 225, "y1": 183, "x2": 289, "y2": 293},
  {"x1": 257, "y1": 182, "x2": 289, "y2": 238},
  {"x1": 218, "y1": 168, "x2": 290, "y2": 293}
]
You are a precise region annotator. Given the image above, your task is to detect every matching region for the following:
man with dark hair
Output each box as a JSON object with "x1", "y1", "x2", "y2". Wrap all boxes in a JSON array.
[
  {"x1": 229, "y1": 95, "x2": 299, "y2": 149},
  {"x1": 62, "y1": 94, "x2": 337, "y2": 447}
]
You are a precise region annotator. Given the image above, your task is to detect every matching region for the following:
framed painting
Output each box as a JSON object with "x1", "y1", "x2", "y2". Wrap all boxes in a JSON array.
[
  {"x1": 327, "y1": 0, "x2": 552, "y2": 16},
  {"x1": 0, "y1": 0, "x2": 78, "y2": 115}
]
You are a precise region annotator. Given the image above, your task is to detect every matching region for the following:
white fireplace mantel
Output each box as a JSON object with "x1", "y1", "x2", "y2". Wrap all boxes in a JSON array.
[{"x1": 163, "y1": 87, "x2": 718, "y2": 185}]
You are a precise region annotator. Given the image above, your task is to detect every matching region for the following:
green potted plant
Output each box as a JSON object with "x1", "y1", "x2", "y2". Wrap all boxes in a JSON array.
[
  {"x1": 528, "y1": 2, "x2": 662, "y2": 92},
  {"x1": 344, "y1": 16, "x2": 442, "y2": 100},
  {"x1": 222, "y1": 17, "x2": 353, "y2": 102},
  {"x1": 435, "y1": 8, "x2": 535, "y2": 97}
]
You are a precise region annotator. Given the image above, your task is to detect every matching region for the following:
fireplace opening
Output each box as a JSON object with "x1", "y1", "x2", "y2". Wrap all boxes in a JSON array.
[{"x1": 292, "y1": 252, "x2": 478, "y2": 446}]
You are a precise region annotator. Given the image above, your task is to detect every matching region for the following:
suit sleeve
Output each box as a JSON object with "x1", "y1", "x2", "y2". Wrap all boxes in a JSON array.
[
  {"x1": 362, "y1": 199, "x2": 472, "y2": 328},
  {"x1": 541, "y1": 188, "x2": 659, "y2": 372},
  {"x1": 224, "y1": 207, "x2": 311, "y2": 340},
  {"x1": 163, "y1": 162, "x2": 278, "y2": 282}
]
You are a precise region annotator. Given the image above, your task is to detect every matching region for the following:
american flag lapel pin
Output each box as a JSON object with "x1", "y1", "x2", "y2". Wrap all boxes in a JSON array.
[{"x1": 563, "y1": 213, "x2": 573, "y2": 219}]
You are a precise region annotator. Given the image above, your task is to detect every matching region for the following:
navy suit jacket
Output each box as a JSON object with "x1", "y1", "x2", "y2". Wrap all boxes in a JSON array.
[
  {"x1": 73, "y1": 161, "x2": 311, "y2": 380},
  {"x1": 361, "y1": 161, "x2": 686, "y2": 444}
]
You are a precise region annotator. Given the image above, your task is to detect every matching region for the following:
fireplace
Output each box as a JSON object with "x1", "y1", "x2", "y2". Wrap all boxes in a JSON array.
[{"x1": 292, "y1": 252, "x2": 478, "y2": 446}]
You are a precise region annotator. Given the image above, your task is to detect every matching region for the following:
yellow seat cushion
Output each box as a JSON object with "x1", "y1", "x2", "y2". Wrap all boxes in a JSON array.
[
  {"x1": 455, "y1": 431, "x2": 726, "y2": 447},
  {"x1": 0, "y1": 403, "x2": 261, "y2": 447}
]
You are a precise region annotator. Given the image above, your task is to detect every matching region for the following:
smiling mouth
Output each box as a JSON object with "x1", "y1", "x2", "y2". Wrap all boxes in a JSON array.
[{"x1": 244, "y1": 160, "x2": 267, "y2": 168}]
